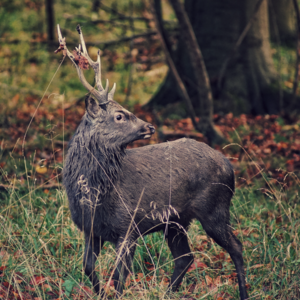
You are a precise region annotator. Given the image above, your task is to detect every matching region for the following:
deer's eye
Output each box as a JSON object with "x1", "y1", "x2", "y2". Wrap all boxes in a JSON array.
[{"x1": 115, "y1": 113, "x2": 125, "y2": 122}]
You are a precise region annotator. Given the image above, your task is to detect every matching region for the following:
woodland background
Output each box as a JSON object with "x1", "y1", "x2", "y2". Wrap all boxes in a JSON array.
[{"x1": 0, "y1": 0, "x2": 300, "y2": 299}]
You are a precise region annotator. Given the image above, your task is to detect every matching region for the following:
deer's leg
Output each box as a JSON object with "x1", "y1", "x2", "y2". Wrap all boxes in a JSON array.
[
  {"x1": 83, "y1": 233, "x2": 104, "y2": 296},
  {"x1": 167, "y1": 226, "x2": 194, "y2": 291},
  {"x1": 200, "y1": 219, "x2": 248, "y2": 300},
  {"x1": 113, "y1": 237, "x2": 136, "y2": 297}
]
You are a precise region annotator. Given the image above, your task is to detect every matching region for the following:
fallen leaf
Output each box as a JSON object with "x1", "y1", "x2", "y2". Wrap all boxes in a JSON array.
[
  {"x1": 187, "y1": 260, "x2": 208, "y2": 272},
  {"x1": 36, "y1": 165, "x2": 47, "y2": 174},
  {"x1": 30, "y1": 275, "x2": 47, "y2": 285},
  {"x1": 205, "y1": 275, "x2": 213, "y2": 286}
]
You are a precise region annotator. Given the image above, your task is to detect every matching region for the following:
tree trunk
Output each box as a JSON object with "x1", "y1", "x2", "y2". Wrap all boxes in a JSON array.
[
  {"x1": 45, "y1": 0, "x2": 55, "y2": 41},
  {"x1": 269, "y1": 0, "x2": 296, "y2": 43},
  {"x1": 92, "y1": 0, "x2": 101, "y2": 12},
  {"x1": 148, "y1": 0, "x2": 280, "y2": 115},
  {"x1": 169, "y1": 0, "x2": 224, "y2": 144}
]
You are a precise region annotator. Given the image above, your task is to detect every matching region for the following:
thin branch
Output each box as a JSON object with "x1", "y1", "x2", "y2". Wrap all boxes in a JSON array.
[
  {"x1": 99, "y1": 2, "x2": 138, "y2": 20},
  {"x1": 217, "y1": 0, "x2": 265, "y2": 91},
  {"x1": 92, "y1": 17, "x2": 151, "y2": 23},
  {"x1": 150, "y1": 0, "x2": 199, "y2": 131},
  {"x1": 292, "y1": 0, "x2": 300, "y2": 104},
  {"x1": 0, "y1": 30, "x2": 158, "y2": 48},
  {"x1": 64, "y1": 13, "x2": 177, "y2": 25},
  {"x1": 153, "y1": 0, "x2": 173, "y2": 55},
  {"x1": 169, "y1": 0, "x2": 224, "y2": 144}
]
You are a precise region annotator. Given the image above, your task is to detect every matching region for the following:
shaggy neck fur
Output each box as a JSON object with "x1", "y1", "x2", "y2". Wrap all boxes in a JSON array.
[{"x1": 63, "y1": 118, "x2": 126, "y2": 205}]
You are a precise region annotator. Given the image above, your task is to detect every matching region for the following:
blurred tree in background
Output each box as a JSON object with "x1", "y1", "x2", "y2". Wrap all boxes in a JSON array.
[
  {"x1": 269, "y1": 0, "x2": 296, "y2": 43},
  {"x1": 148, "y1": 0, "x2": 297, "y2": 116},
  {"x1": 15, "y1": 0, "x2": 298, "y2": 118},
  {"x1": 0, "y1": 0, "x2": 299, "y2": 141}
]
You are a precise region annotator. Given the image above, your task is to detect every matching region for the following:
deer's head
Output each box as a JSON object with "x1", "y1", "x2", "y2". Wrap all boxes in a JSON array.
[{"x1": 56, "y1": 24, "x2": 155, "y2": 147}]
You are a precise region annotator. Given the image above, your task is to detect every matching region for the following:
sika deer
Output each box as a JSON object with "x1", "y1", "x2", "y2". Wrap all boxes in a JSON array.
[{"x1": 57, "y1": 24, "x2": 248, "y2": 300}]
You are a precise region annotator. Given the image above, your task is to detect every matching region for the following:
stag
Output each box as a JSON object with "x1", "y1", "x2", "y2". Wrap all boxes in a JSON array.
[{"x1": 57, "y1": 24, "x2": 248, "y2": 300}]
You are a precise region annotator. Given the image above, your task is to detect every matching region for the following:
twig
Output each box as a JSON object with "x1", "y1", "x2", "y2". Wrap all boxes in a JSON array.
[
  {"x1": 64, "y1": 14, "x2": 150, "y2": 23},
  {"x1": 0, "y1": 31, "x2": 158, "y2": 48},
  {"x1": 64, "y1": 13, "x2": 177, "y2": 26},
  {"x1": 99, "y1": 2, "x2": 139, "y2": 20},
  {"x1": 92, "y1": 17, "x2": 150, "y2": 23},
  {"x1": 292, "y1": 0, "x2": 300, "y2": 105},
  {"x1": 22, "y1": 55, "x2": 66, "y2": 155},
  {"x1": 150, "y1": 0, "x2": 198, "y2": 131},
  {"x1": 217, "y1": 0, "x2": 265, "y2": 91}
]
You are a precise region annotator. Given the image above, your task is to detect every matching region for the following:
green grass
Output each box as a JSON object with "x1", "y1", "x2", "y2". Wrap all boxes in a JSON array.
[
  {"x1": 1, "y1": 149, "x2": 300, "y2": 299},
  {"x1": 1, "y1": 1, "x2": 300, "y2": 299}
]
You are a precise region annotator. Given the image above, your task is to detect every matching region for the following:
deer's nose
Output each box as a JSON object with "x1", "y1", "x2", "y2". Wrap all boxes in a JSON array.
[{"x1": 148, "y1": 125, "x2": 155, "y2": 134}]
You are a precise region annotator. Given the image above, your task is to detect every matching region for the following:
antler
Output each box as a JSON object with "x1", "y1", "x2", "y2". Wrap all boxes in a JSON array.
[{"x1": 56, "y1": 24, "x2": 116, "y2": 103}]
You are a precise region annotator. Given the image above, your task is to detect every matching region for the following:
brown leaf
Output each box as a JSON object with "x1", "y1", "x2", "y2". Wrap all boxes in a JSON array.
[
  {"x1": 251, "y1": 263, "x2": 270, "y2": 269},
  {"x1": 187, "y1": 260, "x2": 208, "y2": 272},
  {"x1": 72, "y1": 50, "x2": 89, "y2": 70},
  {"x1": 30, "y1": 275, "x2": 47, "y2": 286}
]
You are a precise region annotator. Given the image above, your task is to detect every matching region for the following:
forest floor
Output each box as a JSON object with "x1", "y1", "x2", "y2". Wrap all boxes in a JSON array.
[
  {"x1": 1, "y1": 101, "x2": 300, "y2": 299},
  {"x1": 1, "y1": 0, "x2": 300, "y2": 299}
]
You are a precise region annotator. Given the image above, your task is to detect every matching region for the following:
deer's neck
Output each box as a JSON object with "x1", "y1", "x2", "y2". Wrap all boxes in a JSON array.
[
  {"x1": 64, "y1": 125, "x2": 126, "y2": 203},
  {"x1": 90, "y1": 142, "x2": 126, "y2": 198}
]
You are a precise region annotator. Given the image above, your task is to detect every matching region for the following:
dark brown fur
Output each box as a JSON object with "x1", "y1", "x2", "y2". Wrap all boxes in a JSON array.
[{"x1": 63, "y1": 96, "x2": 248, "y2": 299}]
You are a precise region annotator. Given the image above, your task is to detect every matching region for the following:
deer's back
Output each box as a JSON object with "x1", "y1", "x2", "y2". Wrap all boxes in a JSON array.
[{"x1": 115, "y1": 138, "x2": 234, "y2": 232}]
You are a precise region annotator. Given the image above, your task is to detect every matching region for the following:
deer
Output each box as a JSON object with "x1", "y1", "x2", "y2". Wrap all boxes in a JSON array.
[{"x1": 56, "y1": 24, "x2": 248, "y2": 300}]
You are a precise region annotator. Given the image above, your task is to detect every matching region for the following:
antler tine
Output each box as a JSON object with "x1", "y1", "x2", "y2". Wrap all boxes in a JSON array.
[
  {"x1": 57, "y1": 24, "x2": 64, "y2": 43},
  {"x1": 109, "y1": 83, "x2": 117, "y2": 99},
  {"x1": 76, "y1": 24, "x2": 88, "y2": 56},
  {"x1": 104, "y1": 79, "x2": 109, "y2": 93},
  {"x1": 56, "y1": 24, "x2": 105, "y2": 102},
  {"x1": 96, "y1": 50, "x2": 104, "y2": 91},
  {"x1": 76, "y1": 24, "x2": 105, "y2": 92}
]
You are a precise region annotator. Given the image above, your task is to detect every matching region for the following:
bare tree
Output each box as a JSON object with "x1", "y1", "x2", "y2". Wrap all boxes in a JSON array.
[
  {"x1": 269, "y1": 0, "x2": 296, "y2": 43},
  {"x1": 45, "y1": 0, "x2": 55, "y2": 41},
  {"x1": 148, "y1": 0, "x2": 281, "y2": 116},
  {"x1": 152, "y1": 0, "x2": 224, "y2": 144}
]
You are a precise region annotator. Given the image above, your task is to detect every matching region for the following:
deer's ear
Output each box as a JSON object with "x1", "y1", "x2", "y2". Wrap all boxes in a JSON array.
[{"x1": 85, "y1": 96, "x2": 100, "y2": 119}]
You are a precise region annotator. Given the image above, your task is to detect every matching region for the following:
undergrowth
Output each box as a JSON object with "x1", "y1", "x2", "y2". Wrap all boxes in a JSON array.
[
  {"x1": 1, "y1": 121, "x2": 300, "y2": 299},
  {"x1": 1, "y1": 0, "x2": 300, "y2": 299}
]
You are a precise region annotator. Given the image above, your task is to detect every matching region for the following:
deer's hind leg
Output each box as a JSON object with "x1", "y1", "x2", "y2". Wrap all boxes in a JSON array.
[
  {"x1": 196, "y1": 208, "x2": 248, "y2": 300},
  {"x1": 167, "y1": 225, "x2": 194, "y2": 291}
]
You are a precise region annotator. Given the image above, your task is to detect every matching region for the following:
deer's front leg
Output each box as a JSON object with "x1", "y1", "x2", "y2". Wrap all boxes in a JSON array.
[
  {"x1": 113, "y1": 236, "x2": 136, "y2": 297},
  {"x1": 83, "y1": 233, "x2": 104, "y2": 296}
]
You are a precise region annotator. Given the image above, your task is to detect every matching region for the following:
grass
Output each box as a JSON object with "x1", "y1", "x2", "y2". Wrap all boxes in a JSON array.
[
  {"x1": 1, "y1": 0, "x2": 300, "y2": 299},
  {"x1": 1, "y1": 159, "x2": 300, "y2": 299}
]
